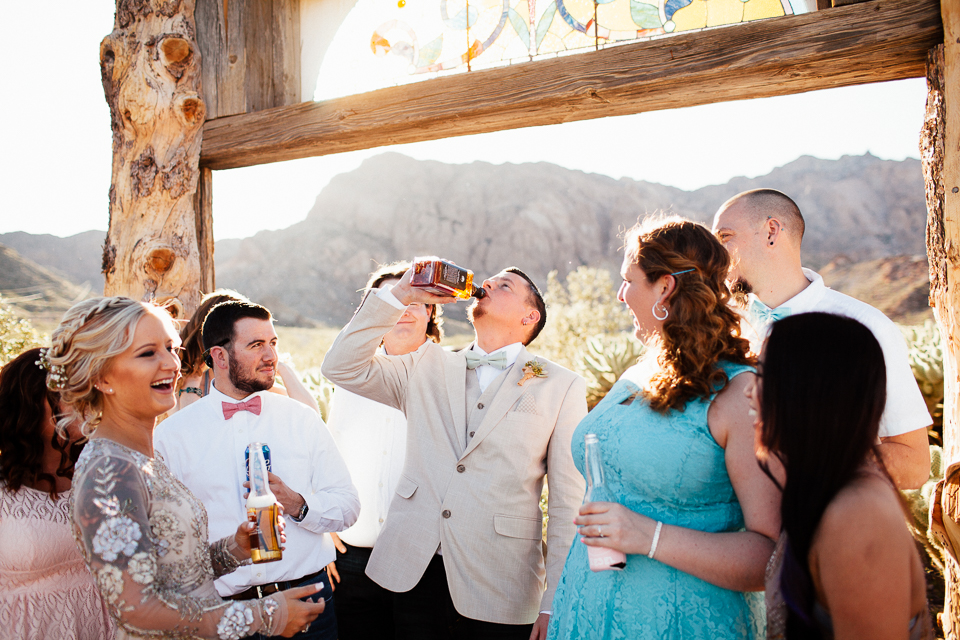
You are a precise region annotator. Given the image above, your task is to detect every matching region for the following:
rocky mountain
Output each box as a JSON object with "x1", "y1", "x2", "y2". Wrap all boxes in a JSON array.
[
  {"x1": 0, "y1": 230, "x2": 106, "y2": 294},
  {"x1": 0, "y1": 243, "x2": 89, "y2": 327},
  {"x1": 216, "y1": 152, "x2": 929, "y2": 326},
  {"x1": 1, "y1": 152, "x2": 930, "y2": 328}
]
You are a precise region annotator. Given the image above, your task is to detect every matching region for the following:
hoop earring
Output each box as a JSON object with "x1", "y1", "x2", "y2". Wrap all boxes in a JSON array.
[{"x1": 652, "y1": 302, "x2": 669, "y2": 321}]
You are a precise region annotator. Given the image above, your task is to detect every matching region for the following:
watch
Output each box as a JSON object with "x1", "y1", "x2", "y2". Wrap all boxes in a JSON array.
[{"x1": 291, "y1": 500, "x2": 309, "y2": 523}]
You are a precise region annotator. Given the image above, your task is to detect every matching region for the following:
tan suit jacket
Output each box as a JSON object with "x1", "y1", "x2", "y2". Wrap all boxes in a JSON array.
[{"x1": 321, "y1": 293, "x2": 587, "y2": 624}]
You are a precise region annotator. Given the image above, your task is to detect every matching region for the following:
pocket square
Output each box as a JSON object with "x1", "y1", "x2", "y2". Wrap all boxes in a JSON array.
[{"x1": 513, "y1": 395, "x2": 539, "y2": 415}]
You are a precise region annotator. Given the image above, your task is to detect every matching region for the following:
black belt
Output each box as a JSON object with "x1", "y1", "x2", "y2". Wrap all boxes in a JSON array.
[{"x1": 227, "y1": 567, "x2": 326, "y2": 600}]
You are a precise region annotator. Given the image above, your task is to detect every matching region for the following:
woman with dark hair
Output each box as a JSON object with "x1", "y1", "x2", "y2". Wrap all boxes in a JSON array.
[
  {"x1": 753, "y1": 312, "x2": 932, "y2": 639},
  {"x1": 548, "y1": 216, "x2": 780, "y2": 639},
  {"x1": 0, "y1": 348, "x2": 115, "y2": 639}
]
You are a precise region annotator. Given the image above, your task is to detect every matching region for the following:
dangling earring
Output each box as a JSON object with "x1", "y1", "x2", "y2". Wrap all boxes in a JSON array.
[{"x1": 652, "y1": 302, "x2": 669, "y2": 321}]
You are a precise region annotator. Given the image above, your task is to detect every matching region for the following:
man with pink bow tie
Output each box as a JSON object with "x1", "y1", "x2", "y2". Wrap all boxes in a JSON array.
[{"x1": 156, "y1": 300, "x2": 359, "y2": 640}]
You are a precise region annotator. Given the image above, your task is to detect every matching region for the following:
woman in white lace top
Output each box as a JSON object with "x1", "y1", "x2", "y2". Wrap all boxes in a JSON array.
[
  {"x1": 47, "y1": 297, "x2": 325, "y2": 639},
  {"x1": 0, "y1": 347, "x2": 115, "y2": 640}
]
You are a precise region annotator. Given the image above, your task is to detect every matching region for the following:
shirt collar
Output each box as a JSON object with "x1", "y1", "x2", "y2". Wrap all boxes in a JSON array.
[
  {"x1": 780, "y1": 268, "x2": 826, "y2": 313},
  {"x1": 749, "y1": 267, "x2": 826, "y2": 314},
  {"x1": 471, "y1": 342, "x2": 524, "y2": 368}
]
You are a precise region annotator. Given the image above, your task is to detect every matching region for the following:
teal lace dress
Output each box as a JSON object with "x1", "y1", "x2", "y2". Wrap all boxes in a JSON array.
[{"x1": 547, "y1": 362, "x2": 764, "y2": 640}]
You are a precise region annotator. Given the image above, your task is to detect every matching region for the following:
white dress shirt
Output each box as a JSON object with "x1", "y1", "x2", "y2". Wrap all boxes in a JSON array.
[
  {"x1": 744, "y1": 268, "x2": 931, "y2": 438},
  {"x1": 327, "y1": 380, "x2": 407, "y2": 549},
  {"x1": 155, "y1": 383, "x2": 360, "y2": 596}
]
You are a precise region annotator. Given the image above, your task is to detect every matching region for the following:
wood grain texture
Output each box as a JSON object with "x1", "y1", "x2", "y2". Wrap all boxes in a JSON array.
[
  {"x1": 201, "y1": 0, "x2": 944, "y2": 170},
  {"x1": 925, "y1": 0, "x2": 960, "y2": 625},
  {"x1": 194, "y1": 166, "x2": 215, "y2": 293},
  {"x1": 195, "y1": 0, "x2": 300, "y2": 119},
  {"x1": 100, "y1": 0, "x2": 205, "y2": 318}
]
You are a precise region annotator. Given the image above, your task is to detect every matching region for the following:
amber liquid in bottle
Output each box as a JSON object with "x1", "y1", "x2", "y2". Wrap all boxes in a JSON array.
[
  {"x1": 246, "y1": 443, "x2": 283, "y2": 563},
  {"x1": 410, "y1": 257, "x2": 486, "y2": 299}
]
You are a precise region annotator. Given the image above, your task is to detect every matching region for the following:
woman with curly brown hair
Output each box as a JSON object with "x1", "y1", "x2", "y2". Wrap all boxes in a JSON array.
[
  {"x1": 0, "y1": 348, "x2": 115, "y2": 639},
  {"x1": 548, "y1": 216, "x2": 781, "y2": 640}
]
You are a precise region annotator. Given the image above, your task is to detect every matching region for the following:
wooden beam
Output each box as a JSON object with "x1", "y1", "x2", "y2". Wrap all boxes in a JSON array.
[
  {"x1": 195, "y1": 0, "x2": 301, "y2": 119},
  {"x1": 201, "y1": 0, "x2": 943, "y2": 171},
  {"x1": 194, "y1": 166, "x2": 215, "y2": 296},
  {"x1": 925, "y1": 0, "x2": 958, "y2": 626}
]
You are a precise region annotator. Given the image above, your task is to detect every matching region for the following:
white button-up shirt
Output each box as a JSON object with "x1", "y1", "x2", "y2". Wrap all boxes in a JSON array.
[
  {"x1": 155, "y1": 383, "x2": 360, "y2": 596},
  {"x1": 327, "y1": 382, "x2": 407, "y2": 549},
  {"x1": 744, "y1": 268, "x2": 931, "y2": 438}
]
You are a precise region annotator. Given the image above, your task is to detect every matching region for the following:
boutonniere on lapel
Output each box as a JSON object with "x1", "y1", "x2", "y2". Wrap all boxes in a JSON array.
[{"x1": 518, "y1": 359, "x2": 547, "y2": 386}]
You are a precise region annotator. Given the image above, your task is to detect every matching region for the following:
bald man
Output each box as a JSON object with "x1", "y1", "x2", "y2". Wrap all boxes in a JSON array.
[{"x1": 712, "y1": 188, "x2": 931, "y2": 489}]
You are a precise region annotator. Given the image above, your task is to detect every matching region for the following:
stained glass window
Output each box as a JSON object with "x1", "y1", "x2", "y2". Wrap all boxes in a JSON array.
[{"x1": 315, "y1": 0, "x2": 812, "y2": 100}]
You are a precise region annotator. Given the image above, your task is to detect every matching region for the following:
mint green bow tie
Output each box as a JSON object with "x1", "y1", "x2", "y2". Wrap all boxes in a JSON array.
[
  {"x1": 749, "y1": 298, "x2": 792, "y2": 325},
  {"x1": 464, "y1": 350, "x2": 509, "y2": 370}
]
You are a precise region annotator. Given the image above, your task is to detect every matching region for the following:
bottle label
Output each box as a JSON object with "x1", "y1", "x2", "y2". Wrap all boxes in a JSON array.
[
  {"x1": 244, "y1": 444, "x2": 272, "y2": 483},
  {"x1": 587, "y1": 544, "x2": 627, "y2": 571},
  {"x1": 439, "y1": 263, "x2": 467, "y2": 289}
]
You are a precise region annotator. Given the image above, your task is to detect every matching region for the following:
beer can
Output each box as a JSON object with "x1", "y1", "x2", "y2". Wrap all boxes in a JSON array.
[{"x1": 245, "y1": 443, "x2": 271, "y2": 482}]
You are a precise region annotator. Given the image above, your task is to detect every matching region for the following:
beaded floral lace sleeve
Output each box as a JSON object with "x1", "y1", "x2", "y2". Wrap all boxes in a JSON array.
[
  {"x1": 72, "y1": 452, "x2": 287, "y2": 639},
  {"x1": 209, "y1": 536, "x2": 248, "y2": 579}
]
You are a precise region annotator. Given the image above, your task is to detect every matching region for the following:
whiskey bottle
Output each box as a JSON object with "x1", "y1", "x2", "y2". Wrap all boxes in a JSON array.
[{"x1": 410, "y1": 257, "x2": 486, "y2": 299}]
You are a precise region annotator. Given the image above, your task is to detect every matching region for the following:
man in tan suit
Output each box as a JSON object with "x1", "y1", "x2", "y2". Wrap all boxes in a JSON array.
[{"x1": 321, "y1": 266, "x2": 587, "y2": 640}]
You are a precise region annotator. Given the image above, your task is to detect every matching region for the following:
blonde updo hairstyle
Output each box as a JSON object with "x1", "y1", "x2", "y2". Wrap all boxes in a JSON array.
[{"x1": 47, "y1": 297, "x2": 175, "y2": 437}]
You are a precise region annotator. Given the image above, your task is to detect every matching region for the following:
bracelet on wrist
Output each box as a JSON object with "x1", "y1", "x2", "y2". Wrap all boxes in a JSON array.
[{"x1": 648, "y1": 521, "x2": 663, "y2": 560}]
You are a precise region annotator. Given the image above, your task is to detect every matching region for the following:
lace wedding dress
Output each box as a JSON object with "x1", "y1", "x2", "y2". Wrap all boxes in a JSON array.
[{"x1": 70, "y1": 439, "x2": 289, "y2": 639}]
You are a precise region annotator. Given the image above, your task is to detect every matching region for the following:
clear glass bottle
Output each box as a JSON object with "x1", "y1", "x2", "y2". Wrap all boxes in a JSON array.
[
  {"x1": 410, "y1": 257, "x2": 486, "y2": 299},
  {"x1": 246, "y1": 442, "x2": 283, "y2": 564},
  {"x1": 584, "y1": 433, "x2": 626, "y2": 571}
]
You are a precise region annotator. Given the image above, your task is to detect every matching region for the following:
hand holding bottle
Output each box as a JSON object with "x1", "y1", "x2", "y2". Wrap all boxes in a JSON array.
[
  {"x1": 579, "y1": 433, "x2": 627, "y2": 571},
  {"x1": 576, "y1": 501, "x2": 658, "y2": 557},
  {"x1": 234, "y1": 510, "x2": 287, "y2": 558},
  {"x1": 390, "y1": 265, "x2": 461, "y2": 307}
]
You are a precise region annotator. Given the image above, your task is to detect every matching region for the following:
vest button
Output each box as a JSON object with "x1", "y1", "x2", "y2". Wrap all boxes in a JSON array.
[
  {"x1": 457, "y1": 464, "x2": 466, "y2": 473},
  {"x1": 469, "y1": 431, "x2": 475, "y2": 437},
  {"x1": 477, "y1": 402, "x2": 484, "y2": 409},
  {"x1": 442, "y1": 510, "x2": 451, "y2": 518}
]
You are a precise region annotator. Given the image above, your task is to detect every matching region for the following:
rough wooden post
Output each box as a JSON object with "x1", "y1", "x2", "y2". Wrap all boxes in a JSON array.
[
  {"x1": 925, "y1": 0, "x2": 960, "y2": 630},
  {"x1": 100, "y1": 0, "x2": 207, "y2": 319}
]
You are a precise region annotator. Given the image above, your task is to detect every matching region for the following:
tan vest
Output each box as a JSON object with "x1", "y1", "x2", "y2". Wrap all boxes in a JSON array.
[{"x1": 464, "y1": 366, "x2": 512, "y2": 448}]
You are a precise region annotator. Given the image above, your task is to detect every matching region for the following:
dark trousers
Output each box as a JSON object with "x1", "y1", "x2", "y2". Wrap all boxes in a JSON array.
[
  {"x1": 249, "y1": 568, "x2": 336, "y2": 640},
  {"x1": 335, "y1": 543, "x2": 397, "y2": 640},
  {"x1": 393, "y1": 554, "x2": 534, "y2": 640}
]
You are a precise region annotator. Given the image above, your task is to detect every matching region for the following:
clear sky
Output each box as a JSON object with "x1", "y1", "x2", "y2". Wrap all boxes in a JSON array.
[{"x1": 0, "y1": 2, "x2": 929, "y2": 241}]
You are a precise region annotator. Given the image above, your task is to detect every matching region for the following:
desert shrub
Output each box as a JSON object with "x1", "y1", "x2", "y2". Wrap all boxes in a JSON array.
[
  {"x1": 536, "y1": 267, "x2": 641, "y2": 407},
  {"x1": 901, "y1": 321, "x2": 944, "y2": 444},
  {"x1": 299, "y1": 367, "x2": 336, "y2": 423},
  {"x1": 536, "y1": 267, "x2": 635, "y2": 370},
  {"x1": 0, "y1": 297, "x2": 44, "y2": 365}
]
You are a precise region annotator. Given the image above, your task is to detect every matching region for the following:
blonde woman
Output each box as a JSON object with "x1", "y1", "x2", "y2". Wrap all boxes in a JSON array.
[{"x1": 48, "y1": 297, "x2": 324, "y2": 639}]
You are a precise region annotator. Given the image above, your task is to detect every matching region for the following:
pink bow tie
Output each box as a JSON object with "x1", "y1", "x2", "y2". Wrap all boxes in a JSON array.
[{"x1": 222, "y1": 396, "x2": 262, "y2": 420}]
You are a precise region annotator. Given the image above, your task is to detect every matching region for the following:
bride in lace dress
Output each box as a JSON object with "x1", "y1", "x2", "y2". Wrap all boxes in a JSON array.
[
  {"x1": 0, "y1": 348, "x2": 114, "y2": 640},
  {"x1": 46, "y1": 297, "x2": 326, "y2": 639}
]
